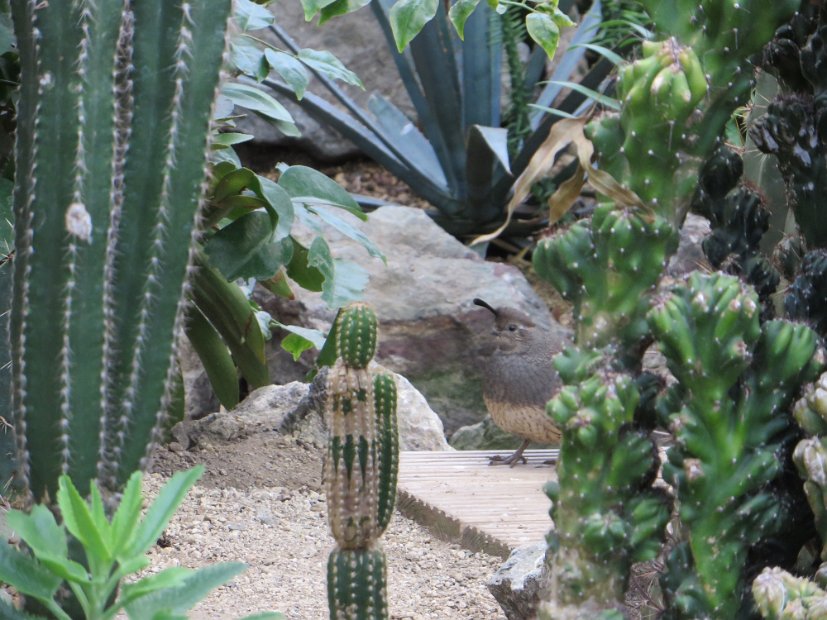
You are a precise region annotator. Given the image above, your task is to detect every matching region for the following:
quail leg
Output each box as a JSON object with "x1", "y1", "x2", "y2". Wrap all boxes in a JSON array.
[{"x1": 489, "y1": 439, "x2": 530, "y2": 467}]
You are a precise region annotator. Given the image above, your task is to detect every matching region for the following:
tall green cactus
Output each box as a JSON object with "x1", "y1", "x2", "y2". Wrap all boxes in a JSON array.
[
  {"x1": 325, "y1": 303, "x2": 399, "y2": 620},
  {"x1": 532, "y1": 1, "x2": 801, "y2": 616},
  {"x1": 4, "y1": 0, "x2": 232, "y2": 504}
]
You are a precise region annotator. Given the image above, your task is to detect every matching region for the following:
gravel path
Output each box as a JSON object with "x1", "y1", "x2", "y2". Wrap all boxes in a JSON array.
[{"x1": 141, "y1": 473, "x2": 508, "y2": 619}]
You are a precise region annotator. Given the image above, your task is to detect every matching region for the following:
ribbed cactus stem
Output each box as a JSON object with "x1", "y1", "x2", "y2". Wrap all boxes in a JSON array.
[
  {"x1": 325, "y1": 303, "x2": 398, "y2": 620},
  {"x1": 335, "y1": 303, "x2": 378, "y2": 369},
  {"x1": 327, "y1": 549, "x2": 388, "y2": 620},
  {"x1": 8, "y1": 0, "x2": 232, "y2": 503}
]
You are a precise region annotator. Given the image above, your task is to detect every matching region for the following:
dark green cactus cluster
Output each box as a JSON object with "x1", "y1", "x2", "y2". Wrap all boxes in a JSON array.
[
  {"x1": 749, "y1": 372, "x2": 827, "y2": 619},
  {"x1": 752, "y1": 5, "x2": 827, "y2": 251},
  {"x1": 692, "y1": 147, "x2": 781, "y2": 304},
  {"x1": 649, "y1": 272, "x2": 823, "y2": 617},
  {"x1": 324, "y1": 303, "x2": 399, "y2": 620}
]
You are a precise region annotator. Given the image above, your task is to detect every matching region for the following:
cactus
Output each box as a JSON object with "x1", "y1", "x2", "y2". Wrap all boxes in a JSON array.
[
  {"x1": 325, "y1": 303, "x2": 399, "y2": 620},
  {"x1": 533, "y1": 2, "x2": 805, "y2": 615},
  {"x1": 649, "y1": 272, "x2": 823, "y2": 617},
  {"x1": 5, "y1": 1, "x2": 232, "y2": 504}
]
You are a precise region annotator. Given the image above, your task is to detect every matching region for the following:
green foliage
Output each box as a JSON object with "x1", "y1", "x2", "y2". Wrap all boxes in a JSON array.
[
  {"x1": 324, "y1": 304, "x2": 398, "y2": 619},
  {"x1": 0, "y1": 467, "x2": 281, "y2": 620},
  {"x1": 255, "y1": 0, "x2": 614, "y2": 242}
]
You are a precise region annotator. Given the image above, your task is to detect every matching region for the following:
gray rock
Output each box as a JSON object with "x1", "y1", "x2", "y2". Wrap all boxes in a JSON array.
[
  {"x1": 174, "y1": 372, "x2": 450, "y2": 451},
  {"x1": 178, "y1": 337, "x2": 220, "y2": 421},
  {"x1": 258, "y1": 205, "x2": 568, "y2": 435},
  {"x1": 239, "y1": 3, "x2": 414, "y2": 161},
  {"x1": 667, "y1": 213, "x2": 711, "y2": 278},
  {"x1": 488, "y1": 542, "x2": 550, "y2": 620}
]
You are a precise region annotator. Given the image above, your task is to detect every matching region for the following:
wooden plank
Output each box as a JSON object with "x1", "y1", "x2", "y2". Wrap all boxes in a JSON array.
[{"x1": 396, "y1": 450, "x2": 558, "y2": 559}]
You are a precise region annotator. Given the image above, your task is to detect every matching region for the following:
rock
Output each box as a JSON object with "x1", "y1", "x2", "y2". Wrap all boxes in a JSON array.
[
  {"x1": 178, "y1": 337, "x2": 220, "y2": 421},
  {"x1": 257, "y1": 205, "x2": 568, "y2": 435},
  {"x1": 174, "y1": 373, "x2": 451, "y2": 451},
  {"x1": 667, "y1": 213, "x2": 711, "y2": 277},
  {"x1": 488, "y1": 542, "x2": 550, "y2": 620},
  {"x1": 238, "y1": 3, "x2": 414, "y2": 161}
]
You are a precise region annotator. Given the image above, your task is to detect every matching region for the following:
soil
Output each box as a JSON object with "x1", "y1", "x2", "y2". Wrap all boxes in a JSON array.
[{"x1": 146, "y1": 430, "x2": 507, "y2": 620}]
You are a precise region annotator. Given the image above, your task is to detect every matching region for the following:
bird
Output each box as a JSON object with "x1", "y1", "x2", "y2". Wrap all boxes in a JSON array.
[{"x1": 473, "y1": 298, "x2": 566, "y2": 466}]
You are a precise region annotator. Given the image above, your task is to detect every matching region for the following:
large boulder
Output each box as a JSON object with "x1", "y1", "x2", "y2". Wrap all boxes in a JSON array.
[
  {"x1": 173, "y1": 375, "x2": 451, "y2": 452},
  {"x1": 258, "y1": 205, "x2": 567, "y2": 435}
]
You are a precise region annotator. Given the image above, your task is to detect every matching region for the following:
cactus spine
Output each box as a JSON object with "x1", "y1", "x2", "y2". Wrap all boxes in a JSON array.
[
  {"x1": 5, "y1": 0, "x2": 232, "y2": 504},
  {"x1": 325, "y1": 303, "x2": 399, "y2": 620}
]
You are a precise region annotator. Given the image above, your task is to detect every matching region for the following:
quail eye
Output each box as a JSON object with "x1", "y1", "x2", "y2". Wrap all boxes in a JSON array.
[{"x1": 507, "y1": 324, "x2": 518, "y2": 332}]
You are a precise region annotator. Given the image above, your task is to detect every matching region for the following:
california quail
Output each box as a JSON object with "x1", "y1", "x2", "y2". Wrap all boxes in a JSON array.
[{"x1": 474, "y1": 298, "x2": 566, "y2": 466}]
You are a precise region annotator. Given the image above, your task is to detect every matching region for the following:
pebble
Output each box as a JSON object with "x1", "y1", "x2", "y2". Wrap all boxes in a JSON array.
[{"x1": 139, "y1": 473, "x2": 507, "y2": 619}]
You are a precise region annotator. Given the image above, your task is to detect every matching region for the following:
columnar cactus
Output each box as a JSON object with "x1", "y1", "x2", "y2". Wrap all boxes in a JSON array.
[
  {"x1": 325, "y1": 303, "x2": 399, "y2": 620},
  {"x1": 649, "y1": 272, "x2": 823, "y2": 617},
  {"x1": 4, "y1": 1, "x2": 232, "y2": 504},
  {"x1": 533, "y1": 1, "x2": 803, "y2": 615}
]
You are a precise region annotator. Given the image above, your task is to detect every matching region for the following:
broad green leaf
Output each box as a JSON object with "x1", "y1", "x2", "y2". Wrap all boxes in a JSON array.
[
  {"x1": 213, "y1": 168, "x2": 257, "y2": 203},
  {"x1": 221, "y1": 83, "x2": 300, "y2": 137},
  {"x1": 119, "y1": 567, "x2": 193, "y2": 609},
  {"x1": 231, "y1": 37, "x2": 268, "y2": 81},
  {"x1": 0, "y1": 544, "x2": 61, "y2": 603},
  {"x1": 6, "y1": 505, "x2": 67, "y2": 560},
  {"x1": 319, "y1": 0, "x2": 372, "y2": 23},
  {"x1": 286, "y1": 239, "x2": 324, "y2": 292},
  {"x1": 307, "y1": 238, "x2": 369, "y2": 307},
  {"x1": 185, "y1": 305, "x2": 240, "y2": 410},
  {"x1": 111, "y1": 472, "x2": 146, "y2": 558},
  {"x1": 264, "y1": 49, "x2": 310, "y2": 100},
  {"x1": 212, "y1": 133, "x2": 254, "y2": 149},
  {"x1": 258, "y1": 176, "x2": 295, "y2": 240},
  {"x1": 127, "y1": 467, "x2": 204, "y2": 558},
  {"x1": 259, "y1": 270, "x2": 295, "y2": 299},
  {"x1": 36, "y1": 553, "x2": 89, "y2": 584},
  {"x1": 205, "y1": 212, "x2": 293, "y2": 281},
  {"x1": 124, "y1": 562, "x2": 246, "y2": 618},
  {"x1": 326, "y1": 260, "x2": 370, "y2": 307},
  {"x1": 281, "y1": 333, "x2": 316, "y2": 361},
  {"x1": 526, "y1": 12, "x2": 562, "y2": 60},
  {"x1": 277, "y1": 324, "x2": 327, "y2": 350},
  {"x1": 89, "y1": 484, "x2": 111, "y2": 551},
  {"x1": 297, "y1": 49, "x2": 363, "y2": 88},
  {"x1": 239, "y1": 614, "x2": 285, "y2": 620},
  {"x1": 299, "y1": 0, "x2": 340, "y2": 20},
  {"x1": 56, "y1": 476, "x2": 111, "y2": 567},
  {"x1": 307, "y1": 205, "x2": 384, "y2": 261},
  {"x1": 234, "y1": 0, "x2": 274, "y2": 30},
  {"x1": 448, "y1": 0, "x2": 481, "y2": 38},
  {"x1": 389, "y1": 0, "x2": 438, "y2": 52},
  {"x1": 278, "y1": 165, "x2": 363, "y2": 216}
]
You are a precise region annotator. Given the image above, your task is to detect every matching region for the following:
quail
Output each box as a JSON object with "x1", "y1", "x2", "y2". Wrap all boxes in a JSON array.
[{"x1": 473, "y1": 298, "x2": 566, "y2": 466}]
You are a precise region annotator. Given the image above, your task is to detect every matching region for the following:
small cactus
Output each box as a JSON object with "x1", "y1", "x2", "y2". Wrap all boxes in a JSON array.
[{"x1": 325, "y1": 303, "x2": 398, "y2": 620}]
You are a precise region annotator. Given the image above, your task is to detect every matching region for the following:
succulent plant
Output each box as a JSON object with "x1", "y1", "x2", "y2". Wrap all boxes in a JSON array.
[
  {"x1": 324, "y1": 303, "x2": 399, "y2": 619},
  {"x1": 2, "y1": 0, "x2": 232, "y2": 506}
]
